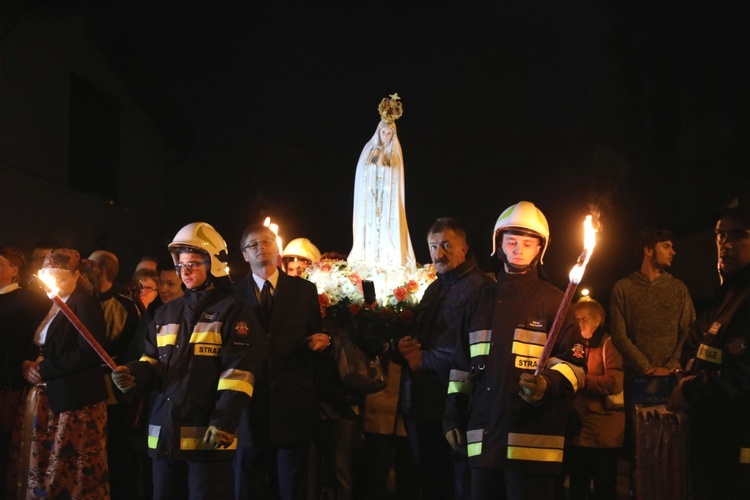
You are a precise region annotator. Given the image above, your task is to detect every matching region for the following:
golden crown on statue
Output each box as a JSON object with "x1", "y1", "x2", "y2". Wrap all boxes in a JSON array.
[{"x1": 378, "y1": 93, "x2": 403, "y2": 124}]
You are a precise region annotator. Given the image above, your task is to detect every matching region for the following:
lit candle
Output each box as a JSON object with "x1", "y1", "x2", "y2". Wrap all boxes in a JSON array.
[
  {"x1": 535, "y1": 214, "x2": 598, "y2": 375},
  {"x1": 36, "y1": 273, "x2": 118, "y2": 370}
]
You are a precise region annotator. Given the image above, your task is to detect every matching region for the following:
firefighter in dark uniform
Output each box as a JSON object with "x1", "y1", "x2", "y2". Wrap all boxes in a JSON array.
[
  {"x1": 111, "y1": 222, "x2": 266, "y2": 500},
  {"x1": 671, "y1": 194, "x2": 750, "y2": 499},
  {"x1": 444, "y1": 201, "x2": 587, "y2": 499}
]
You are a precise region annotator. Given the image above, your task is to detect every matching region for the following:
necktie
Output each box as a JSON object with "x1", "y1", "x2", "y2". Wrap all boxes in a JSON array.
[{"x1": 260, "y1": 280, "x2": 272, "y2": 327}]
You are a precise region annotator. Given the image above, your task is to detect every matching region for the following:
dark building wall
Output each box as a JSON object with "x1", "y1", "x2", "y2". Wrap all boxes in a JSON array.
[{"x1": 0, "y1": 10, "x2": 181, "y2": 276}]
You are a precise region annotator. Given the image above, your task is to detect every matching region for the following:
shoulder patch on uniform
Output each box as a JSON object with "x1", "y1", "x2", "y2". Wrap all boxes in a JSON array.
[
  {"x1": 571, "y1": 343, "x2": 585, "y2": 359},
  {"x1": 726, "y1": 338, "x2": 746, "y2": 355},
  {"x1": 203, "y1": 312, "x2": 218, "y2": 321},
  {"x1": 234, "y1": 321, "x2": 249, "y2": 337}
]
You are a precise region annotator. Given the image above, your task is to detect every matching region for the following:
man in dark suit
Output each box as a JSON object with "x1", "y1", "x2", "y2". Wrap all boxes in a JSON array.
[{"x1": 234, "y1": 223, "x2": 331, "y2": 500}]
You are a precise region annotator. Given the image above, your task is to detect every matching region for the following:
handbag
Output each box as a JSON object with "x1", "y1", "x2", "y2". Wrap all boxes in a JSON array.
[{"x1": 335, "y1": 335, "x2": 387, "y2": 394}]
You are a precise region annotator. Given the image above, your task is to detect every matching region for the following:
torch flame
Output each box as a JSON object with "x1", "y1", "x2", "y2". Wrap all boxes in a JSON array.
[
  {"x1": 263, "y1": 217, "x2": 284, "y2": 252},
  {"x1": 568, "y1": 214, "x2": 598, "y2": 285},
  {"x1": 35, "y1": 270, "x2": 60, "y2": 297}
]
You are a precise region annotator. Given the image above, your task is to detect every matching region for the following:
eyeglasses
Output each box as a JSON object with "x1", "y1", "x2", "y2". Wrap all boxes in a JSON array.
[
  {"x1": 243, "y1": 238, "x2": 275, "y2": 252},
  {"x1": 175, "y1": 261, "x2": 206, "y2": 272},
  {"x1": 140, "y1": 284, "x2": 157, "y2": 292}
]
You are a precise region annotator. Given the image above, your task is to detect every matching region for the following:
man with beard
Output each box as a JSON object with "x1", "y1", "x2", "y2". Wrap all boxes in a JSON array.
[
  {"x1": 397, "y1": 218, "x2": 493, "y2": 499},
  {"x1": 610, "y1": 229, "x2": 695, "y2": 376},
  {"x1": 670, "y1": 194, "x2": 750, "y2": 498}
]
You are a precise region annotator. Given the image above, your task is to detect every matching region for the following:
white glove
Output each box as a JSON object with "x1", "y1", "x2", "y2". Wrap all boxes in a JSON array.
[
  {"x1": 203, "y1": 425, "x2": 235, "y2": 449},
  {"x1": 111, "y1": 365, "x2": 136, "y2": 393}
]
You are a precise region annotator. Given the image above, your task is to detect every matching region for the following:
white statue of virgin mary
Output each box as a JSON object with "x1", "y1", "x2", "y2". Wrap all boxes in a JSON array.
[{"x1": 348, "y1": 94, "x2": 416, "y2": 269}]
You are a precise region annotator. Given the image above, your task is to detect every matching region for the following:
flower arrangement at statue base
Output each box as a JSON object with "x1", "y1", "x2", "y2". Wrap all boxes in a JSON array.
[{"x1": 305, "y1": 259, "x2": 436, "y2": 356}]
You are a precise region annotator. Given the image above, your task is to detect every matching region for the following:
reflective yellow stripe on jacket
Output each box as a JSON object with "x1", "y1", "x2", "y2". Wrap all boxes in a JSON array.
[
  {"x1": 217, "y1": 368, "x2": 255, "y2": 398},
  {"x1": 447, "y1": 369, "x2": 472, "y2": 395},
  {"x1": 148, "y1": 424, "x2": 161, "y2": 449},
  {"x1": 139, "y1": 355, "x2": 158, "y2": 365},
  {"x1": 549, "y1": 357, "x2": 585, "y2": 393},
  {"x1": 190, "y1": 322, "x2": 223, "y2": 345},
  {"x1": 156, "y1": 323, "x2": 179, "y2": 347},
  {"x1": 466, "y1": 429, "x2": 484, "y2": 457},
  {"x1": 469, "y1": 330, "x2": 491, "y2": 357},
  {"x1": 507, "y1": 432, "x2": 565, "y2": 463},
  {"x1": 180, "y1": 426, "x2": 237, "y2": 451}
]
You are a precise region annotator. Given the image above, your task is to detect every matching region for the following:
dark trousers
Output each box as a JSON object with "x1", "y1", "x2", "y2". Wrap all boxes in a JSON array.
[
  {"x1": 309, "y1": 418, "x2": 355, "y2": 500},
  {"x1": 235, "y1": 442, "x2": 308, "y2": 500},
  {"x1": 356, "y1": 432, "x2": 420, "y2": 500},
  {"x1": 152, "y1": 458, "x2": 234, "y2": 500},
  {"x1": 472, "y1": 467, "x2": 556, "y2": 500},
  {"x1": 404, "y1": 417, "x2": 470, "y2": 500},
  {"x1": 564, "y1": 447, "x2": 619, "y2": 500},
  {"x1": 106, "y1": 402, "x2": 139, "y2": 500}
]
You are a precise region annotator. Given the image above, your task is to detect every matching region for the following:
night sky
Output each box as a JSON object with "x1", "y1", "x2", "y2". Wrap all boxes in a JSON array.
[{"x1": 109, "y1": 2, "x2": 750, "y2": 302}]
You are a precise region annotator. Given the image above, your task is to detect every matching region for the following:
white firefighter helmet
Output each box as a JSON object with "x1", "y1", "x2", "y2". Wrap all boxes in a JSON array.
[
  {"x1": 168, "y1": 222, "x2": 229, "y2": 277},
  {"x1": 282, "y1": 238, "x2": 321, "y2": 264},
  {"x1": 492, "y1": 201, "x2": 550, "y2": 264}
]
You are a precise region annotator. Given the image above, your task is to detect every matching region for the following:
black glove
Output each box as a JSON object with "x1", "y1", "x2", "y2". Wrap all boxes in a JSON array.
[
  {"x1": 445, "y1": 428, "x2": 467, "y2": 455},
  {"x1": 519, "y1": 373, "x2": 547, "y2": 405}
]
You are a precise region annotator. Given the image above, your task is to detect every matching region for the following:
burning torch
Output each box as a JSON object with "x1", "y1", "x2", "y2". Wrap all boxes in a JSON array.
[
  {"x1": 263, "y1": 217, "x2": 283, "y2": 253},
  {"x1": 534, "y1": 214, "x2": 599, "y2": 375},
  {"x1": 36, "y1": 272, "x2": 117, "y2": 370}
]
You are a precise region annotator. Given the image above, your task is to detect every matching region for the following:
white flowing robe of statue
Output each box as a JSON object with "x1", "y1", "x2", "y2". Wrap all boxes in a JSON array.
[{"x1": 348, "y1": 120, "x2": 416, "y2": 269}]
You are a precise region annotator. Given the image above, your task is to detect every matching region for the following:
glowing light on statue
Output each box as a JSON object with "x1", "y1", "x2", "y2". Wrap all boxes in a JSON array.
[
  {"x1": 535, "y1": 214, "x2": 599, "y2": 375},
  {"x1": 36, "y1": 272, "x2": 117, "y2": 370}
]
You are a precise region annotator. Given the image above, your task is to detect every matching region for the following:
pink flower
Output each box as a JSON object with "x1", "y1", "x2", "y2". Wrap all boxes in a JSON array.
[
  {"x1": 406, "y1": 280, "x2": 419, "y2": 293},
  {"x1": 393, "y1": 287, "x2": 408, "y2": 302}
]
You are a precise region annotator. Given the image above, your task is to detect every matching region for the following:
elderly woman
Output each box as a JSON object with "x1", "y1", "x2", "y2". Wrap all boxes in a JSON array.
[
  {"x1": 563, "y1": 298, "x2": 625, "y2": 500},
  {"x1": 19, "y1": 249, "x2": 110, "y2": 498}
]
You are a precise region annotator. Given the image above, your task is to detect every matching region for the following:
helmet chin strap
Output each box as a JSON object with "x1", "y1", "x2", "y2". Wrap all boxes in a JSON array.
[
  {"x1": 491, "y1": 250, "x2": 537, "y2": 274},
  {"x1": 505, "y1": 261, "x2": 534, "y2": 274},
  {"x1": 502, "y1": 254, "x2": 538, "y2": 274}
]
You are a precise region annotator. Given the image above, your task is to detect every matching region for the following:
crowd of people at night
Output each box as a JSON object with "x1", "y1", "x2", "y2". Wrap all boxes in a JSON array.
[{"x1": 1, "y1": 191, "x2": 749, "y2": 500}]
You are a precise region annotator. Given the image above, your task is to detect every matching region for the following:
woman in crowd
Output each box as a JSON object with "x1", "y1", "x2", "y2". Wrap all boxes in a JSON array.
[
  {"x1": 563, "y1": 298, "x2": 625, "y2": 500},
  {"x1": 132, "y1": 267, "x2": 161, "y2": 317},
  {"x1": 0, "y1": 246, "x2": 48, "y2": 497},
  {"x1": 18, "y1": 249, "x2": 110, "y2": 498}
]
